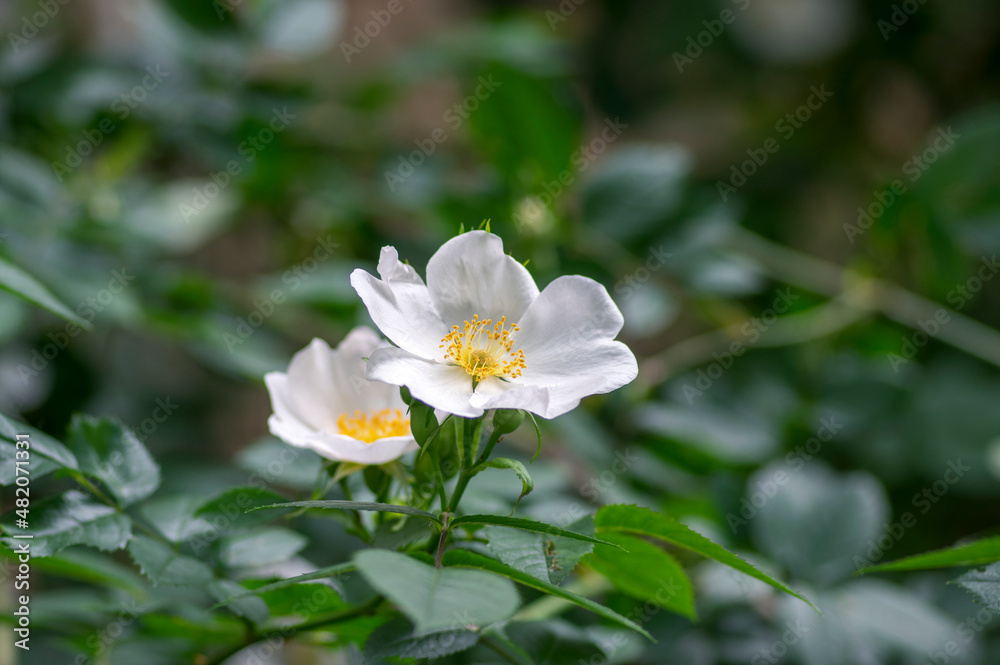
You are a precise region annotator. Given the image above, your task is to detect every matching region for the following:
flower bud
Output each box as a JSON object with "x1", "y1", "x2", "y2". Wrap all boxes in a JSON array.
[{"x1": 492, "y1": 409, "x2": 525, "y2": 436}]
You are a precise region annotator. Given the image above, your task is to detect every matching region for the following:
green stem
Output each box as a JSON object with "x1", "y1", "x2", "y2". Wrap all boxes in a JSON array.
[
  {"x1": 429, "y1": 451, "x2": 448, "y2": 512},
  {"x1": 434, "y1": 512, "x2": 450, "y2": 568}
]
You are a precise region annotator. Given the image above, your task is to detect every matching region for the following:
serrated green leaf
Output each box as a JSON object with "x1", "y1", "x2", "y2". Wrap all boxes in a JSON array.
[
  {"x1": 957, "y1": 563, "x2": 1000, "y2": 611},
  {"x1": 0, "y1": 411, "x2": 78, "y2": 486},
  {"x1": 485, "y1": 516, "x2": 595, "y2": 586},
  {"x1": 595, "y1": 504, "x2": 816, "y2": 612},
  {"x1": 354, "y1": 549, "x2": 520, "y2": 632},
  {"x1": 0, "y1": 255, "x2": 91, "y2": 328},
  {"x1": 452, "y1": 514, "x2": 617, "y2": 548},
  {"x1": 127, "y1": 535, "x2": 213, "y2": 586},
  {"x1": 250, "y1": 499, "x2": 442, "y2": 523},
  {"x1": 139, "y1": 495, "x2": 214, "y2": 544},
  {"x1": 472, "y1": 457, "x2": 533, "y2": 512},
  {"x1": 441, "y1": 550, "x2": 653, "y2": 641},
  {"x1": 860, "y1": 537, "x2": 1000, "y2": 574},
  {"x1": 586, "y1": 532, "x2": 696, "y2": 620},
  {"x1": 0, "y1": 490, "x2": 131, "y2": 557},
  {"x1": 218, "y1": 527, "x2": 308, "y2": 568},
  {"x1": 66, "y1": 415, "x2": 160, "y2": 507}
]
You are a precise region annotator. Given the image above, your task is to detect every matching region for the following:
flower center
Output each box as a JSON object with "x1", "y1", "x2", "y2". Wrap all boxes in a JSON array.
[
  {"x1": 337, "y1": 409, "x2": 410, "y2": 444},
  {"x1": 439, "y1": 315, "x2": 526, "y2": 382}
]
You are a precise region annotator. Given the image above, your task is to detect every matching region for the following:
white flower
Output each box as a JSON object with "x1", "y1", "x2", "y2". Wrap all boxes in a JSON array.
[
  {"x1": 264, "y1": 327, "x2": 417, "y2": 465},
  {"x1": 350, "y1": 231, "x2": 637, "y2": 419}
]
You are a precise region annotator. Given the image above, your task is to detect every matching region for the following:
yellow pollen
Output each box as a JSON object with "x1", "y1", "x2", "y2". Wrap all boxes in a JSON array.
[
  {"x1": 439, "y1": 314, "x2": 527, "y2": 382},
  {"x1": 337, "y1": 409, "x2": 410, "y2": 444}
]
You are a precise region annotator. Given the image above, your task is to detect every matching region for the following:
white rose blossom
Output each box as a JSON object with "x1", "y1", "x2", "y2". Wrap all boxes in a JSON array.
[
  {"x1": 350, "y1": 231, "x2": 638, "y2": 419},
  {"x1": 264, "y1": 327, "x2": 417, "y2": 465}
]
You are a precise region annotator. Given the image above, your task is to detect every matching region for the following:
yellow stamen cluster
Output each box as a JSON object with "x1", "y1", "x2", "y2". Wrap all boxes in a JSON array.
[
  {"x1": 439, "y1": 315, "x2": 526, "y2": 382},
  {"x1": 337, "y1": 409, "x2": 410, "y2": 444}
]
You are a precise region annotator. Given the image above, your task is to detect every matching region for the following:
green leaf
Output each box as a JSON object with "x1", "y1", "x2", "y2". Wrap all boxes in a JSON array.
[
  {"x1": 441, "y1": 550, "x2": 653, "y2": 641},
  {"x1": 0, "y1": 255, "x2": 91, "y2": 328},
  {"x1": 859, "y1": 537, "x2": 1000, "y2": 574},
  {"x1": 194, "y1": 487, "x2": 291, "y2": 532},
  {"x1": 250, "y1": 500, "x2": 442, "y2": 524},
  {"x1": 12, "y1": 547, "x2": 147, "y2": 598},
  {"x1": 452, "y1": 514, "x2": 618, "y2": 548},
  {"x1": 957, "y1": 563, "x2": 1000, "y2": 611},
  {"x1": 218, "y1": 527, "x2": 308, "y2": 568},
  {"x1": 212, "y1": 561, "x2": 356, "y2": 608},
  {"x1": 251, "y1": 581, "x2": 347, "y2": 617},
  {"x1": 0, "y1": 490, "x2": 131, "y2": 557},
  {"x1": 139, "y1": 495, "x2": 214, "y2": 544},
  {"x1": 236, "y1": 437, "x2": 324, "y2": 491},
  {"x1": 586, "y1": 532, "x2": 696, "y2": 620},
  {"x1": 127, "y1": 534, "x2": 213, "y2": 587},
  {"x1": 472, "y1": 457, "x2": 533, "y2": 512},
  {"x1": 595, "y1": 504, "x2": 816, "y2": 612},
  {"x1": 353, "y1": 549, "x2": 521, "y2": 632},
  {"x1": 485, "y1": 516, "x2": 595, "y2": 586},
  {"x1": 65, "y1": 415, "x2": 160, "y2": 507},
  {"x1": 208, "y1": 579, "x2": 270, "y2": 624},
  {"x1": 0, "y1": 411, "x2": 78, "y2": 486},
  {"x1": 363, "y1": 619, "x2": 480, "y2": 664}
]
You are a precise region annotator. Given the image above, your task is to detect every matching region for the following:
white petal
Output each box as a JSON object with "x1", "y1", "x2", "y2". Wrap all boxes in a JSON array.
[
  {"x1": 366, "y1": 347, "x2": 482, "y2": 418},
  {"x1": 425, "y1": 231, "x2": 539, "y2": 325},
  {"x1": 486, "y1": 275, "x2": 637, "y2": 418},
  {"x1": 268, "y1": 415, "x2": 417, "y2": 464},
  {"x1": 350, "y1": 246, "x2": 450, "y2": 359}
]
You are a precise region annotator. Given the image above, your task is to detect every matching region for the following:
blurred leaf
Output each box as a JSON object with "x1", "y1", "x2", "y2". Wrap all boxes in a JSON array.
[
  {"x1": 860, "y1": 537, "x2": 1000, "y2": 574},
  {"x1": 452, "y1": 514, "x2": 614, "y2": 547},
  {"x1": 0, "y1": 491, "x2": 131, "y2": 557},
  {"x1": 750, "y1": 463, "x2": 888, "y2": 585},
  {"x1": 441, "y1": 549, "x2": 652, "y2": 640},
  {"x1": 212, "y1": 561, "x2": 355, "y2": 607},
  {"x1": 362, "y1": 619, "x2": 480, "y2": 664},
  {"x1": 957, "y1": 562, "x2": 1000, "y2": 611},
  {"x1": 194, "y1": 486, "x2": 291, "y2": 532},
  {"x1": 236, "y1": 436, "x2": 324, "y2": 490},
  {"x1": 127, "y1": 534, "x2": 213, "y2": 587},
  {"x1": 208, "y1": 579, "x2": 270, "y2": 625},
  {"x1": 257, "y1": 0, "x2": 344, "y2": 57},
  {"x1": 140, "y1": 495, "x2": 214, "y2": 543},
  {"x1": 595, "y1": 504, "x2": 816, "y2": 611},
  {"x1": 9, "y1": 547, "x2": 146, "y2": 597},
  {"x1": 218, "y1": 526, "x2": 308, "y2": 568},
  {"x1": 582, "y1": 145, "x2": 693, "y2": 242},
  {"x1": 586, "y1": 532, "x2": 696, "y2": 620},
  {"x1": 252, "y1": 581, "x2": 346, "y2": 617},
  {"x1": 251, "y1": 499, "x2": 442, "y2": 523},
  {"x1": 354, "y1": 549, "x2": 521, "y2": 632},
  {"x1": 466, "y1": 63, "x2": 582, "y2": 189},
  {"x1": 66, "y1": 415, "x2": 161, "y2": 507},
  {"x1": 0, "y1": 256, "x2": 91, "y2": 328}
]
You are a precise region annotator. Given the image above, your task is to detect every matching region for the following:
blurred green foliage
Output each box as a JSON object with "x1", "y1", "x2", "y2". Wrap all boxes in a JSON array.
[{"x1": 2, "y1": 0, "x2": 1000, "y2": 663}]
